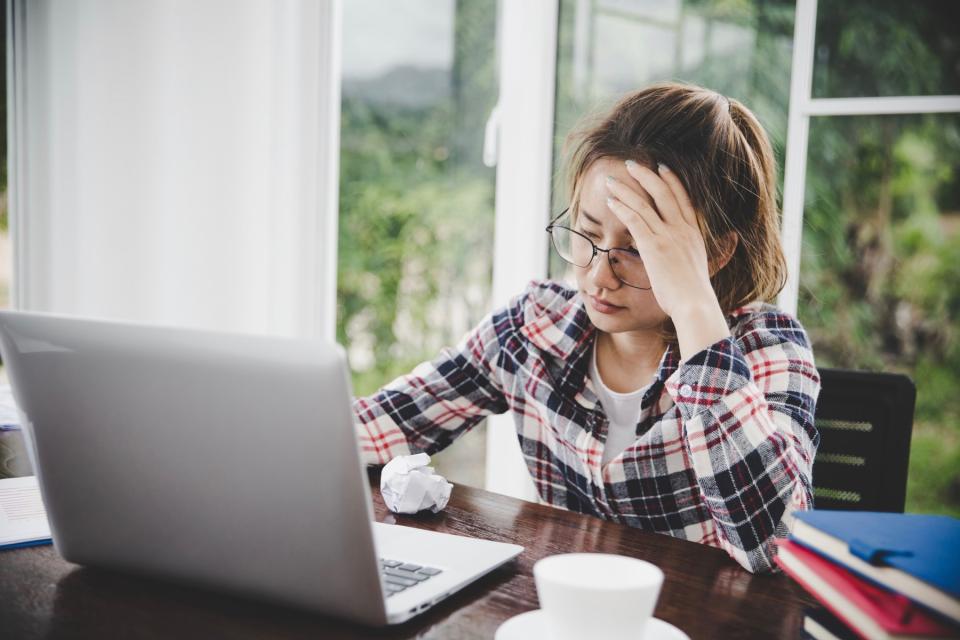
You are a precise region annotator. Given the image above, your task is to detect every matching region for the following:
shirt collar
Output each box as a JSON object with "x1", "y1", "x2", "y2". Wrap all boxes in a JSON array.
[
  {"x1": 520, "y1": 292, "x2": 682, "y2": 385},
  {"x1": 519, "y1": 292, "x2": 595, "y2": 361}
]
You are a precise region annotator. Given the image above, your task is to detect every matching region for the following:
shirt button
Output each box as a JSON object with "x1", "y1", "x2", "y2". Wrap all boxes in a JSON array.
[{"x1": 679, "y1": 384, "x2": 694, "y2": 397}]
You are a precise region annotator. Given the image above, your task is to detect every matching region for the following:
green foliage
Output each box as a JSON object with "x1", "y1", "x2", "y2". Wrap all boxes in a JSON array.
[
  {"x1": 802, "y1": 112, "x2": 960, "y2": 514},
  {"x1": 799, "y1": 0, "x2": 960, "y2": 517},
  {"x1": 337, "y1": 96, "x2": 496, "y2": 395},
  {"x1": 812, "y1": 0, "x2": 960, "y2": 98},
  {"x1": 337, "y1": 1, "x2": 498, "y2": 399}
]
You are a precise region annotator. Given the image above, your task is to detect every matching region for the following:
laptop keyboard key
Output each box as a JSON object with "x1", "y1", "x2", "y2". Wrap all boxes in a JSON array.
[
  {"x1": 384, "y1": 567, "x2": 428, "y2": 582},
  {"x1": 379, "y1": 558, "x2": 442, "y2": 599}
]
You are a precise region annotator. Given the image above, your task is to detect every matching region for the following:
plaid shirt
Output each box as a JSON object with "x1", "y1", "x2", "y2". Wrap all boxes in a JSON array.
[{"x1": 353, "y1": 280, "x2": 820, "y2": 573}]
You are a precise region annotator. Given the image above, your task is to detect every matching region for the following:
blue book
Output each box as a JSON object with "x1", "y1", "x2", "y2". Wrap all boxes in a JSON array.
[{"x1": 791, "y1": 511, "x2": 960, "y2": 625}]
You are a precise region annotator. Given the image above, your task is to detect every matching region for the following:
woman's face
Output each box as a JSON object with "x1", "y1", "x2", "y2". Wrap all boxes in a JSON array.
[{"x1": 572, "y1": 157, "x2": 668, "y2": 334}]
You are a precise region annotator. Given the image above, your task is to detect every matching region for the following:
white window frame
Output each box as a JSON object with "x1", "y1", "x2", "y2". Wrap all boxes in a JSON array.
[
  {"x1": 778, "y1": 0, "x2": 960, "y2": 315},
  {"x1": 485, "y1": 0, "x2": 559, "y2": 500}
]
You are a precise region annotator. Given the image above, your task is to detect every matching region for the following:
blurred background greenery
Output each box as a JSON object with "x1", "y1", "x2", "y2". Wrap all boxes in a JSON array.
[{"x1": 338, "y1": 0, "x2": 959, "y2": 515}]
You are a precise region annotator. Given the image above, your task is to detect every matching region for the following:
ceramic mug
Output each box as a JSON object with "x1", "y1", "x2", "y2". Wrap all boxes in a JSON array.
[{"x1": 533, "y1": 553, "x2": 664, "y2": 640}]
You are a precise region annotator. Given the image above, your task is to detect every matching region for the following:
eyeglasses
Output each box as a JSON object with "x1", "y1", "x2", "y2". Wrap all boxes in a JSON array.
[{"x1": 545, "y1": 208, "x2": 652, "y2": 290}]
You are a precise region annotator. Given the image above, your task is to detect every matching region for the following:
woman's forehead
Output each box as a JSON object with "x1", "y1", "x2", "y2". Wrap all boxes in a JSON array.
[
  {"x1": 572, "y1": 204, "x2": 631, "y2": 237},
  {"x1": 584, "y1": 156, "x2": 634, "y2": 185},
  {"x1": 573, "y1": 160, "x2": 636, "y2": 233}
]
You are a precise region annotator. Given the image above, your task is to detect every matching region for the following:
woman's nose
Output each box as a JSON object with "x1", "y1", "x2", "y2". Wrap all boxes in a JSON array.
[{"x1": 587, "y1": 252, "x2": 622, "y2": 290}]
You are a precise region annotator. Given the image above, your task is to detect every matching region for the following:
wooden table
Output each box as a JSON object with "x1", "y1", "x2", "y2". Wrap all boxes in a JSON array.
[{"x1": 0, "y1": 471, "x2": 816, "y2": 639}]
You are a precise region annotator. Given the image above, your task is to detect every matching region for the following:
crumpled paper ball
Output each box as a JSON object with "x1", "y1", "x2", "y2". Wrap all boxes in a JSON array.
[{"x1": 380, "y1": 453, "x2": 453, "y2": 514}]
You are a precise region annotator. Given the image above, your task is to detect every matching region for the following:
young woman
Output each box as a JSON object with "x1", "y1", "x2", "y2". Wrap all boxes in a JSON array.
[{"x1": 353, "y1": 81, "x2": 820, "y2": 574}]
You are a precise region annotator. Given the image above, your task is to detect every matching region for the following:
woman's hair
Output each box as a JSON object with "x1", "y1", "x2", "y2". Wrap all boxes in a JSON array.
[{"x1": 561, "y1": 81, "x2": 788, "y2": 323}]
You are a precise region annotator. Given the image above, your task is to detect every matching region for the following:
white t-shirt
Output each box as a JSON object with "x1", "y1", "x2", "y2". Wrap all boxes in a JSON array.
[{"x1": 589, "y1": 343, "x2": 653, "y2": 465}]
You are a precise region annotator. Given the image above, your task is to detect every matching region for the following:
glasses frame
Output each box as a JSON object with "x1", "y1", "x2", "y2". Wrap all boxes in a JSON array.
[{"x1": 545, "y1": 208, "x2": 652, "y2": 290}]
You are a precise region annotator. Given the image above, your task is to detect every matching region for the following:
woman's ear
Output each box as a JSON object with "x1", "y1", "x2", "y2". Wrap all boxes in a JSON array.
[{"x1": 709, "y1": 231, "x2": 738, "y2": 275}]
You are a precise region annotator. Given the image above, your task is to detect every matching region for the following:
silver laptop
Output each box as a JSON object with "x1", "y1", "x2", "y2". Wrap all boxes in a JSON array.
[{"x1": 0, "y1": 310, "x2": 523, "y2": 626}]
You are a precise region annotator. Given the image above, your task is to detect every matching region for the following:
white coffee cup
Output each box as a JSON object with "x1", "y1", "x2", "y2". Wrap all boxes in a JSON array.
[{"x1": 533, "y1": 553, "x2": 664, "y2": 640}]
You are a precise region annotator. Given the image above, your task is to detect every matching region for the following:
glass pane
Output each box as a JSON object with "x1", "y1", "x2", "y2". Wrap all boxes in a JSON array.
[
  {"x1": 813, "y1": 0, "x2": 960, "y2": 99},
  {"x1": 551, "y1": 0, "x2": 796, "y2": 281},
  {"x1": 0, "y1": 3, "x2": 9, "y2": 343},
  {"x1": 800, "y1": 113, "x2": 960, "y2": 516},
  {"x1": 0, "y1": 9, "x2": 21, "y2": 479},
  {"x1": 339, "y1": 0, "x2": 497, "y2": 486}
]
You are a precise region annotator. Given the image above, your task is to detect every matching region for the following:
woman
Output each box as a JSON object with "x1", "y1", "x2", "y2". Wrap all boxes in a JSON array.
[{"x1": 353, "y1": 81, "x2": 820, "y2": 574}]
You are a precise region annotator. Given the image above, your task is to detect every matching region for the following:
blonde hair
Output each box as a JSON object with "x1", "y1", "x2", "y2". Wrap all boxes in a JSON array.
[{"x1": 561, "y1": 81, "x2": 787, "y2": 333}]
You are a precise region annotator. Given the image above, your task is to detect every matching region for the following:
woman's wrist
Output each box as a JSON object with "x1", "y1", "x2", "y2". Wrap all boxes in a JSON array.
[{"x1": 671, "y1": 294, "x2": 731, "y2": 362}]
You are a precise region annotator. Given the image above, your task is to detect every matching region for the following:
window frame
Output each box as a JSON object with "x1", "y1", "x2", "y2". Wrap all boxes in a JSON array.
[
  {"x1": 484, "y1": 0, "x2": 559, "y2": 500},
  {"x1": 779, "y1": 0, "x2": 960, "y2": 315}
]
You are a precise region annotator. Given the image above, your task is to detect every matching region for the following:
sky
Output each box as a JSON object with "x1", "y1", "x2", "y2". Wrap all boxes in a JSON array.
[{"x1": 341, "y1": 0, "x2": 455, "y2": 80}]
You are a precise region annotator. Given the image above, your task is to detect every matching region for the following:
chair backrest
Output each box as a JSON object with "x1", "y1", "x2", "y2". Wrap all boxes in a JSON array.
[{"x1": 812, "y1": 367, "x2": 916, "y2": 513}]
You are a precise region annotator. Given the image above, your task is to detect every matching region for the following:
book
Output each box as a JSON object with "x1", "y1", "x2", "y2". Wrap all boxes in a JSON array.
[
  {"x1": 803, "y1": 607, "x2": 860, "y2": 640},
  {"x1": 791, "y1": 511, "x2": 960, "y2": 625},
  {"x1": 775, "y1": 539, "x2": 959, "y2": 640},
  {"x1": 0, "y1": 475, "x2": 52, "y2": 550}
]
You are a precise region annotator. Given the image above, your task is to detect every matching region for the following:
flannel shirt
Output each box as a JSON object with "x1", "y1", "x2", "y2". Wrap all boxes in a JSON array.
[{"x1": 353, "y1": 280, "x2": 821, "y2": 573}]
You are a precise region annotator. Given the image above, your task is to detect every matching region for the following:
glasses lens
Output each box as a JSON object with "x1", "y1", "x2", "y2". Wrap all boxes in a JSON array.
[
  {"x1": 609, "y1": 248, "x2": 650, "y2": 289},
  {"x1": 551, "y1": 227, "x2": 594, "y2": 268}
]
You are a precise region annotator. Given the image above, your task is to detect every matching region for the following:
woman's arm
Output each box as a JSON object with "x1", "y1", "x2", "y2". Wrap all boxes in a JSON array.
[
  {"x1": 352, "y1": 299, "x2": 514, "y2": 466},
  {"x1": 605, "y1": 160, "x2": 820, "y2": 572},
  {"x1": 663, "y1": 311, "x2": 820, "y2": 573}
]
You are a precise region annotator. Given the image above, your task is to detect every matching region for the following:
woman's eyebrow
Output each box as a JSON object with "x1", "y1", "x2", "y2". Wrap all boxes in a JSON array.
[{"x1": 580, "y1": 211, "x2": 602, "y2": 226}]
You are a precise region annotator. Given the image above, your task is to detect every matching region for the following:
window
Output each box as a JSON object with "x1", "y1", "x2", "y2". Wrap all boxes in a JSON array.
[
  {"x1": 338, "y1": 0, "x2": 498, "y2": 486},
  {"x1": 799, "y1": 0, "x2": 960, "y2": 517},
  {"x1": 812, "y1": 0, "x2": 960, "y2": 98},
  {"x1": 0, "y1": 6, "x2": 20, "y2": 478},
  {"x1": 0, "y1": 4, "x2": 9, "y2": 357}
]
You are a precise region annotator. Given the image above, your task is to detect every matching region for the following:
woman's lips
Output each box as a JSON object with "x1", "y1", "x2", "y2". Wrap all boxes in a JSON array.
[{"x1": 588, "y1": 295, "x2": 625, "y2": 314}]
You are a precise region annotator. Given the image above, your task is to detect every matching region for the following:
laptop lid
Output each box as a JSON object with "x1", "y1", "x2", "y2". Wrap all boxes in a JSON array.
[{"x1": 0, "y1": 310, "x2": 389, "y2": 625}]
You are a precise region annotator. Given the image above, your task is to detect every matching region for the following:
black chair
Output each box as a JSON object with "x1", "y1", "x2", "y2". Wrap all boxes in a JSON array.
[{"x1": 812, "y1": 367, "x2": 916, "y2": 513}]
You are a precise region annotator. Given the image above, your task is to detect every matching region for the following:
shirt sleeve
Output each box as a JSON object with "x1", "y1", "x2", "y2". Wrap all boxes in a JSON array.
[
  {"x1": 663, "y1": 311, "x2": 821, "y2": 573},
  {"x1": 351, "y1": 301, "x2": 513, "y2": 466}
]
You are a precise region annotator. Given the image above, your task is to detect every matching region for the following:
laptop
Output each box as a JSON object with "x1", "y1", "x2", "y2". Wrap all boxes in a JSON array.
[{"x1": 0, "y1": 310, "x2": 523, "y2": 626}]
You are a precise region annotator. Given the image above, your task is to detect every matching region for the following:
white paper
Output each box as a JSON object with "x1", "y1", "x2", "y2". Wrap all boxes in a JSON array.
[
  {"x1": 0, "y1": 475, "x2": 52, "y2": 548},
  {"x1": 380, "y1": 453, "x2": 453, "y2": 514}
]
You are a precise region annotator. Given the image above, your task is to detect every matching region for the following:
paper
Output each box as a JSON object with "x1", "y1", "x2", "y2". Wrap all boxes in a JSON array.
[
  {"x1": 0, "y1": 475, "x2": 52, "y2": 550},
  {"x1": 380, "y1": 453, "x2": 453, "y2": 514},
  {"x1": 0, "y1": 384, "x2": 22, "y2": 430}
]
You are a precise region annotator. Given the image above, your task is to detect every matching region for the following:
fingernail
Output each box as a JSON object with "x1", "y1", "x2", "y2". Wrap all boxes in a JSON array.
[
  {"x1": 625, "y1": 159, "x2": 636, "y2": 168},
  {"x1": 605, "y1": 175, "x2": 616, "y2": 185},
  {"x1": 606, "y1": 196, "x2": 616, "y2": 207},
  {"x1": 658, "y1": 162, "x2": 670, "y2": 173}
]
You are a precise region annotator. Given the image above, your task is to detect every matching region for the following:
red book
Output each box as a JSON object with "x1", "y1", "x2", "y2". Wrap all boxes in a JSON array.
[{"x1": 775, "y1": 539, "x2": 958, "y2": 640}]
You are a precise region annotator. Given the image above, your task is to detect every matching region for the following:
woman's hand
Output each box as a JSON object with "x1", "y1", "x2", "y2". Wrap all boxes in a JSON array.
[
  {"x1": 605, "y1": 160, "x2": 712, "y2": 318},
  {"x1": 605, "y1": 159, "x2": 732, "y2": 359}
]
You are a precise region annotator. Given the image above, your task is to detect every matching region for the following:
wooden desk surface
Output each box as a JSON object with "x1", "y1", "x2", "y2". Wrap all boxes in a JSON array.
[{"x1": 0, "y1": 473, "x2": 816, "y2": 639}]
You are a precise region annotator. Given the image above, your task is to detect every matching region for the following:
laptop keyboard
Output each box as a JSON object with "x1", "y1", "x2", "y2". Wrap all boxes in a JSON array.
[{"x1": 380, "y1": 558, "x2": 443, "y2": 598}]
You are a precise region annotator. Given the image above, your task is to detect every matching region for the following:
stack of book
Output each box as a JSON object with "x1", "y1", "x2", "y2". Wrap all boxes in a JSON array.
[{"x1": 775, "y1": 511, "x2": 960, "y2": 640}]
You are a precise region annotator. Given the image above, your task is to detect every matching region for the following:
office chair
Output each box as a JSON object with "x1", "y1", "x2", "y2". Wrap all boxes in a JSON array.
[{"x1": 811, "y1": 367, "x2": 916, "y2": 513}]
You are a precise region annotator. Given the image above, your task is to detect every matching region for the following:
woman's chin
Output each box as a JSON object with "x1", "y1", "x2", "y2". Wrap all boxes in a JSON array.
[
  {"x1": 584, "y1": 305, "x2": 665, "y2": 334},
  {"x1": 585, "y1": 308, "x2": 629, "y2": 332}
]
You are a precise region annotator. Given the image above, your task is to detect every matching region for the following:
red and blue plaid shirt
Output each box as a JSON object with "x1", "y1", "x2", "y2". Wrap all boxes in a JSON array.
[{"x1": 353, "y1": 280, "x2": 820, "y2": 573}]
